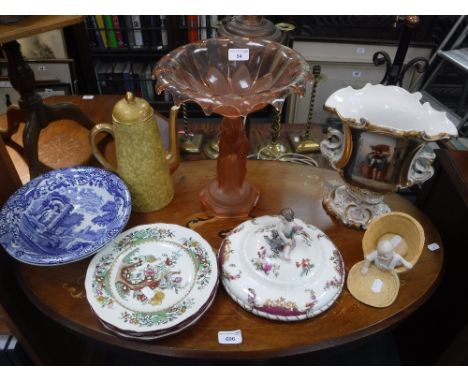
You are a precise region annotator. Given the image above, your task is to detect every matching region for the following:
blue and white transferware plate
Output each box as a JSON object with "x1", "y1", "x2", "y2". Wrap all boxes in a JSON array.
[{"x1": 0, "y1": 167, "x2": 131, "y2": 266}]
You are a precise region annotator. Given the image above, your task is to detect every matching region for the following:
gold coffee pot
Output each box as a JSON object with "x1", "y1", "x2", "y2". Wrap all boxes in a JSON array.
[{"x1": 90, "y1": 92, "x2": 180, "y2": 212}]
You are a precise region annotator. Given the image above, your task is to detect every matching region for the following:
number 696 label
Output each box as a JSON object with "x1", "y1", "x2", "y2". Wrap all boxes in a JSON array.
[
  {"x1": 218, "y1": 329, "x2": 243, "y2": 344},
  {"x1": 228, "y1": 49, "x2": 249, "y2": 61}
]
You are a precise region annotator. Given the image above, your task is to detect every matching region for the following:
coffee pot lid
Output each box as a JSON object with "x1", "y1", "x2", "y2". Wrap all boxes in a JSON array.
[{"x1": 112, "y1": 92, "x2": 153, "y2": 124}]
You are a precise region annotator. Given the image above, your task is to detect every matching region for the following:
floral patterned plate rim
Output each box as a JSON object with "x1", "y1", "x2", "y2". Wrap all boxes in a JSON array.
[
  {"x1": 0, "y1": 166, "x2": 131, "y2": 266},
  {"x1": 85, "y1": 223, "x2": 218, "y2": 333},
  {"x1": 98, "y1": 269, "x2": 219, "y2": 336},
  {"x1": 219, "y1": 215, "x2": 345, "y2": 321},
  {"x1": 96, "y1": 280, "x2": 218, "y2": 340}
]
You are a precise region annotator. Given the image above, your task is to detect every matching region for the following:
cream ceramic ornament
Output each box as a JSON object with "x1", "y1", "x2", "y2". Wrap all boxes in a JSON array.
[
  {"x1": 320, "y1": 83, "x2": 458, "y2": 229},
  {"x1": 347, "y1": 212, "x2": 425, "y2": 308},
  {"x1": 361, "y1": 236, "x2": 413, "y2": 274},
  {"x1": 362, "y1": 211, "x2": 425, "y2": 273},
  {"x1": 220, "y1": 209, "x2": 345, "y2": 321}
]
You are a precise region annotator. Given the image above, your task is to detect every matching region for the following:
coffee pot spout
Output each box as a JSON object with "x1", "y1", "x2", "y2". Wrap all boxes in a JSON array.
[{"x1": 166, "y1": 105, "x2": 181, "y2": 174}]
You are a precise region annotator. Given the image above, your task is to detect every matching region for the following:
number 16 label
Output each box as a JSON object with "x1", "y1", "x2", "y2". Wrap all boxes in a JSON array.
[{"x1": 228, "y1": 49, "x2": 249, "y2": 61}]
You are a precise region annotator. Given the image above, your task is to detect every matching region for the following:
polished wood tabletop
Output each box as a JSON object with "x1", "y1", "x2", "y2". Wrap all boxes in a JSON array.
[{"x1": 16, "y1": 160, "x2": 444, "y2": 360}]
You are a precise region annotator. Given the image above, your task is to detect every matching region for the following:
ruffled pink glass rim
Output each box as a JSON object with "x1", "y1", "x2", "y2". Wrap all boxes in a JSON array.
[{"x1": 153, "y1": 37, "x2": 313, "y2": 118}]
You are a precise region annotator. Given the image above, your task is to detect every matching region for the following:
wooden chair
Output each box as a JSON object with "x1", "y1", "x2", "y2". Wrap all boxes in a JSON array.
[{"x1": 0, "y1": 136, "x2": 86, "y2": 364}]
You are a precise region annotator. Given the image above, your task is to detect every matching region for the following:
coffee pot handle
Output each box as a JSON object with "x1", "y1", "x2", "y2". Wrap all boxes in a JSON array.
[
  {"x1": 89, "y1": 123, "x2": 117, "y2": 172},
  {"x1": 320, "y1": 127, "x2": 344, "y2": 170}
]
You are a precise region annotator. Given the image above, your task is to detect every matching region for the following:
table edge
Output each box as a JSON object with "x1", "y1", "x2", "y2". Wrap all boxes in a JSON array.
[{"x1": 16, "y1": 256, "x2": 444, "y2": 360}]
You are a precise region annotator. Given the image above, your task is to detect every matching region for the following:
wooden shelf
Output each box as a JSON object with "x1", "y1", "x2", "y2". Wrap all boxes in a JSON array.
[
  {"x1": 0, "y1": 16, "x2": 83, "y2": 44},
  {"x1": 90, "y1": 47, "x2": 169, "y2": 56}
]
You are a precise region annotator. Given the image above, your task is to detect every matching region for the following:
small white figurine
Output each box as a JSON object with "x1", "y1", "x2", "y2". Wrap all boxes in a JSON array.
[
  {"x1": 277, "y1": 208, "x2": 296, "y2": 261},
  {"x1": 361, "y1": 235, "x2": 413, "y2": 275},
  {"x1": 264, "y1": 208, "x2": 301, "y2": 261}
]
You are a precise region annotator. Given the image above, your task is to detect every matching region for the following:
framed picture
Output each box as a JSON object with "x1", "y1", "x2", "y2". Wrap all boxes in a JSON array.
[{"x1": 17, "y1": 30, "x2": 68, "y2": 60}]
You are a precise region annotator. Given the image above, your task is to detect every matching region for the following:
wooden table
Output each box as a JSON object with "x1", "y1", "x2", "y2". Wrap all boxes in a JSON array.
[
  {"x1": 403, "y1": 149, "x2": 468, "y2": 364},
  {"x1": 16, "y1": 160, "x2": 444, "y2": 360}
]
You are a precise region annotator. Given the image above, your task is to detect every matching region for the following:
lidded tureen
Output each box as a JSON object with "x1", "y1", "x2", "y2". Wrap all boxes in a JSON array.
[{"x1": 220, "y1": 209, "x2": 345, "y2": 321}]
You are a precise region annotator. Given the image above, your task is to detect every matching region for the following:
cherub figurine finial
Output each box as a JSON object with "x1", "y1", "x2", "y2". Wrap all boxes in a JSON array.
[
  {"x1": 270, "y1": 208, "x2": 296, "y2": 261},
  {"x1": 279, "y1": 208, "x2": 295, "y2": 225},
  {"x1": 263, "y1": 209, "x2": 311, "y2": 261},
  {"x1": 278, "y1": 209, "x2": 295, "y2": 252},
  {"x1": 361, "y1": 235, "x2": 413, "y2": 275}
]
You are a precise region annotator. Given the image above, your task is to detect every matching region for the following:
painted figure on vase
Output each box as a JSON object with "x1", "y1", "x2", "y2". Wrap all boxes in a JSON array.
[
  {"x1": 356, "y1": 143, "x2": 392, "y2": 181},
  {"x1": 364, "y1": 144, "x2": 390, "y2": 181}
]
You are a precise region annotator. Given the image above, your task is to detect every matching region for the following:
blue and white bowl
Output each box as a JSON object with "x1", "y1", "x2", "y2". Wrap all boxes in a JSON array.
[{"x1": 0, "y1": 167, "x2": 131, "y2": 266}]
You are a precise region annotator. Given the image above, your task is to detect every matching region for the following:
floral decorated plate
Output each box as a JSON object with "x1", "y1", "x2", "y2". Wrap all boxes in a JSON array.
[
  {"x1": 95, "y1": 273, "x2": 219, "y2": 338},
  {"x1": 97, "y1": 284, "x2": 218, "y2": 340},
  {"x1": 220, "y1": 212, "x2": 345, "y2": 321},
  {"x1": 0, "y1": 167, "x2": 131, "y2": 266},
  {"x1": 85, "y1": 224, "x2": 218, "y2": 333}
]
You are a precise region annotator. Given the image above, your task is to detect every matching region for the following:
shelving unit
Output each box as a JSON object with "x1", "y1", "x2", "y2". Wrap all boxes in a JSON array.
[
  {"x1": 65, "y1": 15, "x2": 463, "y2": 124},
  {"x1": 82, "y1": 16, "x2": 223, "y2": 117}
]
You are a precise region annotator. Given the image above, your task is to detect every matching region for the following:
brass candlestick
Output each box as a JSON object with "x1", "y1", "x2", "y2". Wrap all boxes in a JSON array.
[
  {"x1": 289, "y1": 65, "x2": 322, "y2": 153},
  {"x1": 257, "y1": 108, "x2": 292, "y2": 159},
  {"x1": 179, "y1": 103, "x2": 203, "y2": 154},
  {"x1": 203, "y1": 132, "x2": 220, "y2": 159},
  {"x1": 255, "y1": 22, "x2": 296, "y2": 158}
]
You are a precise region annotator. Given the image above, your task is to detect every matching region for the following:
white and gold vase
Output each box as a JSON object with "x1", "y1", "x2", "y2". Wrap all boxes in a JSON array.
[{"x1": 320, "y1": 83, "x2": 458, "y2": 229}]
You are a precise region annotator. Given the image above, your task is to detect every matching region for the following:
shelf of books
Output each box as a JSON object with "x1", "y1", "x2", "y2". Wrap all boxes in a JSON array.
[{"x1": 85, "y1": 16, "x2": 222, "y2": 116}]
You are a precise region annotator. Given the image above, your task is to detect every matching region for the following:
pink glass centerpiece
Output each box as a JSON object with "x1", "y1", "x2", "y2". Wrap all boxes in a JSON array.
[{"x1": 154, "y1": 38, "x2": 312, "y2": 217}]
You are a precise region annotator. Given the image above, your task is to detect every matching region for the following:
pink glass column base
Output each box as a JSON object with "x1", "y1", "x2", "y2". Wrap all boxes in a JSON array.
[
  {"x1": 199, "y1": 116, "x2": 259, "y2": 218},
  {"x1": 200, "y1": 179, "x2": 259, "y2": 218}
]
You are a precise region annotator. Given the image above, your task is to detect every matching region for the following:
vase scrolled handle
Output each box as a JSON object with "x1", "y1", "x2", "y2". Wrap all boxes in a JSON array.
[
  {"x1": 320, "y1": 127, "x2": 344, "y2": 170},
  {"x1": 407, "y1": 146, "x2": 436, "y2": 186}
]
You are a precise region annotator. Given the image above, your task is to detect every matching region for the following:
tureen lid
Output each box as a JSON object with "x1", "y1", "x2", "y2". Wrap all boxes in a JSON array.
[
  {"x1": 220, "y1": 212, "x2": 345, "y2": 321},
  {"x1": 324, "y1": 83, "x2": 458, "y2": 141}
]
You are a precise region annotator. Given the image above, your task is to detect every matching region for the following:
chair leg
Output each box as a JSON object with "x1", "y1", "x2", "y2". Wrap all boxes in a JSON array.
[{"x1": 23, "y1": 111, "x2": 42, "y2": 179}]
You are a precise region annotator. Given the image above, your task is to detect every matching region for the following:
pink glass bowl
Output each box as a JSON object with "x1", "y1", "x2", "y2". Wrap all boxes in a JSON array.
[
  {"x1": 154, "y1": 37, "x2": 312, "y2": 117},
  {"x1": 153, "y1": 38, "x2": 312, "y2": 217}
]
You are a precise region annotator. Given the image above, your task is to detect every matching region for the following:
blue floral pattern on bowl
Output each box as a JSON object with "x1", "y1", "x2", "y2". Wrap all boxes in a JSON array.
[{"x1": 0, "y1": 167, "x2": 132, "y2": 266}]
